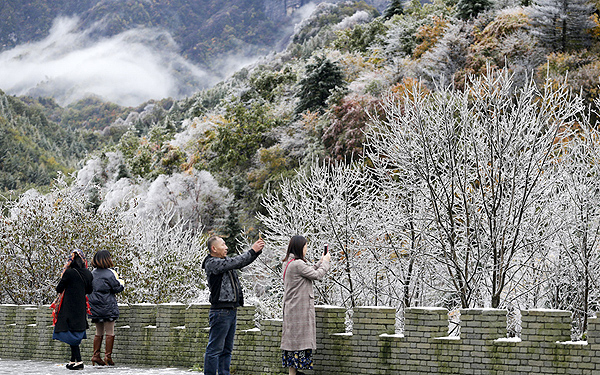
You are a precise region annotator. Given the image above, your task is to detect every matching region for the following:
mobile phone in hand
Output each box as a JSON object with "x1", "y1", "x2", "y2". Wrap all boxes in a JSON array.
[{"x1": 324, "y1": 244, "x2": 329, "y2": 255}]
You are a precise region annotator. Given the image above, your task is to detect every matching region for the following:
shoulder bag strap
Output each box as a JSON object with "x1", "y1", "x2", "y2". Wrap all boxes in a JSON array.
[{"x1": 282, "y1": 259, "x2": 295, "y2": 282}]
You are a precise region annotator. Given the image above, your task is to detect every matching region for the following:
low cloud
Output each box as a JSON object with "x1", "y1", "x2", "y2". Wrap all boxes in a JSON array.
[{"x1": 0, "y1": 17, "x2": 219, "y2": 106}]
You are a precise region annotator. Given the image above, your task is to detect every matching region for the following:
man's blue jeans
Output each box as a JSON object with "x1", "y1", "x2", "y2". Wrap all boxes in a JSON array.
[{"x1": 204, "y1": 308, "x2": 237, "y2": 375}]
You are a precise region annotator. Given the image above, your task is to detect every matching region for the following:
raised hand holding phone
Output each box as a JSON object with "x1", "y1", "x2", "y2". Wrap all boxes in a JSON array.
[{"x1": 322, "y1": 243, "x2": 331, "y2": 262}]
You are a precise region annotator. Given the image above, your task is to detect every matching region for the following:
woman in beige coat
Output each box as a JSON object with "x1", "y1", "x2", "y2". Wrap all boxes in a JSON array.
[{"x1": 281, "y1": 235, "x2": 331, "y2": 375}]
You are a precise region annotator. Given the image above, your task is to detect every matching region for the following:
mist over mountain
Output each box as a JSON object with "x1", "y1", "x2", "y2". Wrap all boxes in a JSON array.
[
  {"x1": 0, "y1": 17, "x2": 216, "y2": 106},
  {"x1": 0, "y1": 0, "x2": 386, "y2": 106}
]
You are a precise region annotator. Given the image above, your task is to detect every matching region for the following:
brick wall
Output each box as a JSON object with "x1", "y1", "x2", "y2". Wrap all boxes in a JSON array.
[{"x1": 0, "y1": 303, "x2": 598, "y2": 374}]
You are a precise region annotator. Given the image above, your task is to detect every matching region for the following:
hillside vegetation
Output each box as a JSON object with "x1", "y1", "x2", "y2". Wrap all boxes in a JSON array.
[
  {"x1": 87, "y1": 0, "x2": 600, "y2": 234},
  {"x1": 0, "y1": 0, "x2": 600, "y2": 214},
  {"x1": 3, "y1": 0, "x2": 600, "y2": 222}
]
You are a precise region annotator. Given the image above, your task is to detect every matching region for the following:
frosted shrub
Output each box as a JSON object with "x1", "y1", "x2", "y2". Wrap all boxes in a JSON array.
[{"x1": 75, "y1": 153, "x2": 232, "y2": 233}]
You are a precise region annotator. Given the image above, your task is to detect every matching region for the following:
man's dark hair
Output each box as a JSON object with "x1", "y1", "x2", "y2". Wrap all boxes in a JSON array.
[
  {"x1": 284, "y1": 235, "x2": 307, "y2": 262},
  {"x1": 207, "y1": 235, "x2": 221, "y2": 254}
]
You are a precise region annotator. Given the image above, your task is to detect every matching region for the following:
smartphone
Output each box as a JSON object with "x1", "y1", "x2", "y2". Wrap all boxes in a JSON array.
[{"x1": 324, "y1": 244, "x2": 329, "y2": 255}]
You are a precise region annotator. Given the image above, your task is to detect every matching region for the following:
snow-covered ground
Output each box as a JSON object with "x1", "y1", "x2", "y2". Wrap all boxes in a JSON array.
[{"x1": 0, "y1": 359, "x2": 198, "y2": 374}]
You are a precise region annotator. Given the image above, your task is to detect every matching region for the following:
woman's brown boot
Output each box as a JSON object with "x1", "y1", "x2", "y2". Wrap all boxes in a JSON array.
[
  {"x1": 104, "y1": 335, "x2": 115, "y2": 366},
  {"x1": 91, "y1": 335, "x2": 106, "y2": 366}
]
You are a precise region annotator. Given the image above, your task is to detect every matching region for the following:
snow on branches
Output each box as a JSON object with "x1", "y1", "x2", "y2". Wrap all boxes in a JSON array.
[{"x1": 253, "y1": 68, "x2": 599, "y2": 329}]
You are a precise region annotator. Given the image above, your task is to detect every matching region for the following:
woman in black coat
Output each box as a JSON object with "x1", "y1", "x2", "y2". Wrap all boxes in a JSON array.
[
  {"x1": 51, "y1": 249, "x2": 93, "y2": 370},
  {"x1": 88, "y1": 250, "x2": 125, "y2": 366}
]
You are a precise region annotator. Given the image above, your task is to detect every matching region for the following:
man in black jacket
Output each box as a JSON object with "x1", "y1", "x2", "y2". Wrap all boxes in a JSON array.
[{"x1": 202, "y1": 235, "x2": 264, "y2": 375}]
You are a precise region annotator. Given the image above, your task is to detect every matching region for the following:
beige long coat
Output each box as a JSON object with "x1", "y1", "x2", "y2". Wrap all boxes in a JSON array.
[{"x1": 280, "y1": 254, "x2": 330, "y2": 351}]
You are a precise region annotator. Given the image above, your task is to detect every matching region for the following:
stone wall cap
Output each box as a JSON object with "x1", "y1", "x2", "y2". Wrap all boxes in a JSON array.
[
  {"x1": 556, "y1": 340, "x2": 588, "y2": 345},
  {"x1": 460, "y1": 308, "x2": 507, "y2": 312},
  {"x1": 380, "y1": 333, "x2": 404, "y2": 338},
  {"x1": 524, "y1": 308, "x2": 570, "y2": 313},
  {"x1": 243, "y1": 328, "x2": 260, "y2": 333},
  {"x1": 433, "y1": 336, "x2": 460, "y2": 341},
  {"x1": 159, "y1": 303, "x2": 186, "y2": 306},
  {"x1": 407, "y1": 307, "x2": 447, "y2": 312},
  {"x1": 332, "y1": 332, "x2": 352, "y2": 336},
  {"x1": 315, "y1": 305, "x2": 344, "y2": 309},
  {"x1": 495, "y1": 337, "x2": 521, "y2": 343},
  {"x1": 355, "y1": 306, "x2": 395, "y2": 310}
]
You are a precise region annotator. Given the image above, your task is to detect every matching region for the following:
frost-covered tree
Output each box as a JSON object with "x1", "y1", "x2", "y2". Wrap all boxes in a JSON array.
[
  {"x1": 365, "y1": 166, "x2": 432, "y2": 309},
  {"x1": 255, "y1": 161, "x2": 370, "y2": 310},
  {"x1": 551, "y1": 110, "x2": 600, "y2": 337},
  {"x1": 295, "y1": 56, "x2": 347, "y2": 114},
  {"x1": 384, "y1": 0, "x2": 405, "y2": 19},
  {"x1": 0, "y1": 177, "x2": 130, "y2": 305},
  {"x1": 249, "y1": 159, "x2": 433, "y2": 318},
  {"x1": 456, "y1": 0, "x2": 493, "y2": 20},
  {"x1": 0, "y1": 173, "x2": 211, "y2": 305},
  {"x1": 366, "y1": 68, "x2": 583, "y2": 308},
  {"x1": 333, "y1": 18, "x2": 388, "y2": 54},
  {"x1": 121, "y1": 210, "x2": 207, "y2": 304},
  {"x1": 528, "y1": 0, "x2": 596, "y2": 52},
  {"x1": 418, "y1": 22, "x2": 473, "y2": 86},
  {"x1": 381, "y1": 14, "x2": 426, "y2": 59},
  {"x1": 75, "y1": 153, "x2": 232, "y2": 233}
]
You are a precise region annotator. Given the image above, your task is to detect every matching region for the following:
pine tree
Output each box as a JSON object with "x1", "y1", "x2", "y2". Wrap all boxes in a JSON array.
[
  {"x1": 529, "y1": 0, "x2": 596, "y2": 52},
  {"x1": 384, "y1": 0, "x2": 404, "y2": 19},
  {"x1": 456, "y1": 0, "x2": 492, "y2": 20},
  {"x1": 295, "y1": 56, "x2": 347, "y2": 114}
]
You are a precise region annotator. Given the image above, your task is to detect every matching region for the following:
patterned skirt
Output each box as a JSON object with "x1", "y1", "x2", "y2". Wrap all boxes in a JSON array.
[{"x1": 281, "y1": 349, "x2": 313, "y2": 370}]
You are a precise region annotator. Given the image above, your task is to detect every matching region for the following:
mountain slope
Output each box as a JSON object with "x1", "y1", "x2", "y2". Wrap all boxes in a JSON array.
[{"x1": 0, "y1": 91, "x2": 77, "y2": 191}]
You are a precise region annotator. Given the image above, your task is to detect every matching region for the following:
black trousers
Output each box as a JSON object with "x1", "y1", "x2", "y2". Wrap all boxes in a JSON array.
[{"x1": 70, "y1": 345, "x2": 81, "y2": 362}]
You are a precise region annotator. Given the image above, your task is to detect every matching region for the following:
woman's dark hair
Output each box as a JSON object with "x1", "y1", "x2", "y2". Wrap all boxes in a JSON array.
[
  {"x1": 92, "y1": 250, "x2": 114, "y2": 269},
  {"x1": 284, "y1": 235, "x2": 307, "y2": 262},
  {"x1": 70, "y1": 253, "x2": 86, "y2": 269}
]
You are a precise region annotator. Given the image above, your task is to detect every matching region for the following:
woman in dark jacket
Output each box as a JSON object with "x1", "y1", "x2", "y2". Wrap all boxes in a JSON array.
[
  {"x1": 88, "y1": 250, "x2": 125, "y2": 366},
  {"x1": 52, "y1": 249, "x2": 94, "y2": 370}
]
